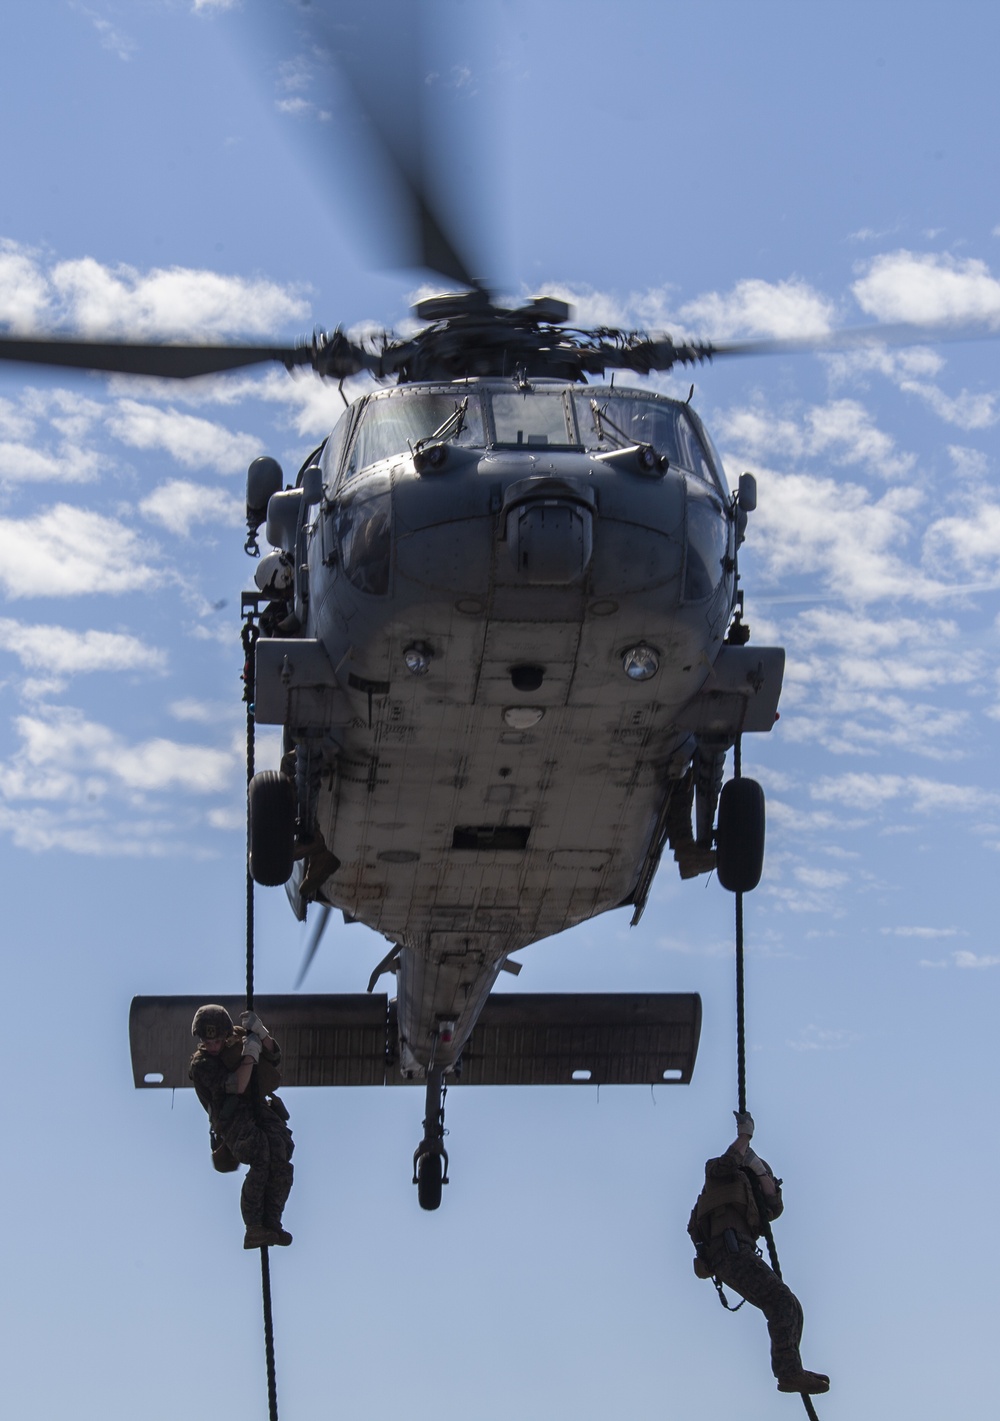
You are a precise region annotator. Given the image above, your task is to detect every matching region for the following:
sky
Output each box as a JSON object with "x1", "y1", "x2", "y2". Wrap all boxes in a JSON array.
[{"x1": 1, "y1": 1, "x2": 998, "y2": 1417}]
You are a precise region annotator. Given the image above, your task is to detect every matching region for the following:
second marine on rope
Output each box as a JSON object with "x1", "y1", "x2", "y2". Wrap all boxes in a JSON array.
[
  {"x1": 189, "y1": 1004, "x2": 294, "y2": 1250},
  {"x1": 688, "y1": 1110, "x2": 829, "y2": 1398}
]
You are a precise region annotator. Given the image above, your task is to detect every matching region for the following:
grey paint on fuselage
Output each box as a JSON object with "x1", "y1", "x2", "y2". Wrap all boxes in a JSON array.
[{"x1": 257, "y1": 380, "x2": 777, "y2": 1076}]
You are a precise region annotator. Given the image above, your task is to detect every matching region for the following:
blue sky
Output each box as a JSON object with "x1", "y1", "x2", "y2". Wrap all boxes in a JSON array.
[{"x1": 1, "y1": 2, "x2": 998, "y2": 1417}]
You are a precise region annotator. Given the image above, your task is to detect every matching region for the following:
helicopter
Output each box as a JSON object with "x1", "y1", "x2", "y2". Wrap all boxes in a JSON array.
[{"x1": 0, "y1": 0, "x2": 965, "y2": 1211}]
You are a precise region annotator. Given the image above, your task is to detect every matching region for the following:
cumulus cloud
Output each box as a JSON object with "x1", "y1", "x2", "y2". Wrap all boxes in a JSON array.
[
  {"x1": 106, "y1": 400, "x2": 259, "y2": 472},
  {"x1": 811, "y1": 772, "x2": 998, "y2": 815},
  {"x1": 139, "y1": 479, "x2": 244, "y2": 536},
  {"x1": 678, "y1": 277, "x2": 836, "y2": 340},
  {"x1": 823, "y1": 344, "x2": 1000, "y2": 431},
  {"x1": 717, "y1": 398, "x2": 913, "y2": 480},
  {"x1": 0, "y1": 505, "x2": 161, "y2": 597},
  {"x1": 853, "y1": 251, "x2": 1000, "y2": 327},
  {"x1": 741, "y1": 466, "x2": 938, "y2": 605},
  {"x1": 0, "y1": 619, "x2": 163, "y2": 676},
  {"x1": 0, "y1": 239, "x2": 52, "y2": 330},
  {"x1": 0, "y1": 240, "x2": 310, "y2": 340},
  {"x1": 0, "y1": 440, "x2": 102, "y2": 484},
  {"x1": 7, "y1": 704, "x2": 236, "y2": 795}
]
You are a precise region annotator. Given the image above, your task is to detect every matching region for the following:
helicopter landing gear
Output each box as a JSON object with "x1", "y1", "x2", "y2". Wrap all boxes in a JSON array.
[
  {"x1": 715, "y1": 776, "x2": 766, "y2": 893},
  {"x1": 412, "y1": 1065, "x2": 449, "y2": 1211},
  {"x1": 248, "y1": 769, "x2": 296, "y2": 886}
]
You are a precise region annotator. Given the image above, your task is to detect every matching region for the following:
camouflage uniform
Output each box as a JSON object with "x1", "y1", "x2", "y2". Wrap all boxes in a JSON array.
[
  {"x1": 688, "y1": 1145, "x2": 804, "y2": 1383},
  {"x1": 190, "y1": 1028, "x2": 294, "y2": 1231}
]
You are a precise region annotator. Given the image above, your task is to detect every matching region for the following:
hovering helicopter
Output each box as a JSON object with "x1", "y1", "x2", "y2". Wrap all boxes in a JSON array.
[{"x1": 1, "y1": 0, "x2": 950, "y2": 1210}]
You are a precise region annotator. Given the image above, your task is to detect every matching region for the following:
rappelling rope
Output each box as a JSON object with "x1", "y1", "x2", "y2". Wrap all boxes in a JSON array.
[
  {"x1": 729, "y1": 736, "x2": 820, "y2": 1421},
  {"x1": 242, "y1": 611, "x2": 280, "y2": 1421}
]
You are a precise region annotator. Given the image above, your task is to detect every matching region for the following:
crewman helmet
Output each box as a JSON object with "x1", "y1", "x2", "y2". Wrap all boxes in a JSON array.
[
  {"x1": 254, "y1": 551, "x2": 293, "y2": 598},
  {"x1": 191, "y1": 1004, "x2": 234, "y2": 1041}
]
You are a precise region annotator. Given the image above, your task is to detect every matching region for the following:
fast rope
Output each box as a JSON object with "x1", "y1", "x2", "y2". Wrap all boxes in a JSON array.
[
  {"x1": 242, "y1": 611, "x2": 280, "y2": 1421},
  {"x1": 728, "y1": 736, "x2": 821, "y2": 1421}
]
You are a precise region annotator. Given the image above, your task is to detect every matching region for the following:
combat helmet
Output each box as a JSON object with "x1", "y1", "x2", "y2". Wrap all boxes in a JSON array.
[{"x1": 191, "y1": 1004, "x2": 234, "y2": 1041}]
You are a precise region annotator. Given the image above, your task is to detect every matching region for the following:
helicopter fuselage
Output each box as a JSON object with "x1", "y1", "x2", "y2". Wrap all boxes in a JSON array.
[{"x1": 251, "y1": 378, "x2": 783, "y2": 1076}]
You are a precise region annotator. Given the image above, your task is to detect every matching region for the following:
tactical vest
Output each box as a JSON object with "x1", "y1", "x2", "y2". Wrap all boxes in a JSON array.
[{"x1": 693, "y1": 1163, "x2": 761, "y2": 1239}]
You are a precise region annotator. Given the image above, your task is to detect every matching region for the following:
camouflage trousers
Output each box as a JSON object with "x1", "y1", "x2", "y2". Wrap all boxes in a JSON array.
[
  {"x1": 224, "y1": 1107, "x2": 294, "y2": 1229},
  {"x1": 707, "y1": 1238, "x2": 803, "y2": 1381}
]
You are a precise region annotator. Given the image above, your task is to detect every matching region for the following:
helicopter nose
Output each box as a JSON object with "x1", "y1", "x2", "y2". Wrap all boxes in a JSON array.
[{"x1": 503, "y1": 478, "x2": 595, "y2": 586}]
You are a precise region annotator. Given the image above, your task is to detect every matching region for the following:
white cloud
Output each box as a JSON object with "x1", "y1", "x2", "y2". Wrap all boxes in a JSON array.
[
  {"x1": 811, "y1": 772, "x2": 997, "y2": 815},
  {"x1": 0, "y1": 241, "x2": 310, "y2": 340},
  {"x1": 0, "y1": 440, "x2": 102, "y2": 484},
  {"x1": 882, "y1": 926, "x2": 961, "y2": 938},
  {"x1": 853, "y1": 251, "x2": 1000, "y2": 327},
  {"x1": 787, "y1": 1025, "x2": 857, "y2": 1051},
  {"x1": 9, "y1": 704, "x2": 236, "y2": 795},
  {"x1": 170, "y1": 697, "x2": 240, "y2": 724},
  {"x1": 0, "y1": 240, "x2": 52, "y2": 331},
  {"x1": 925, "y1": 501, "x2": 1000, "y2": 575},
  {"x1": 953, "y1": 950, "x2": 1000, "y2": 968},
  {"x1": 107, "y1": 399, "x2": 259, "y2": 472},
  {"x1": 744, "y1": 466, "x2": 938, "y2": 605},
  {"x1": 0, "y1": 504, "x2": 161, "y2": 597},
  {"x1": 678, "y1": 277, "x2": 836, "y2": 340},
  {"x1": 139, "y1": 479, "x2": 244, "y2": 536},
  {"x1": 74, "y1": 5, "x2": 137, "y2": 61},
  {"x1": 792, "y1": 866, "x2": 850, "y2": 890},
  {"x1": 717, "y1": 398, "x2": 913, "y2": 479},
  {"x1": 0, "y1": 619, "x2": 163, "y2": 676}
]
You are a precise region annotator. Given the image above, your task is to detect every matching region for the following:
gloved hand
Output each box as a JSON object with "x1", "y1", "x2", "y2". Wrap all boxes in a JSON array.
[
  {"x1": 241, "y1": 1010, "x2": 270, "y2": 1041},
  {"x1": 733, "y1": 1110, "x2": 755, "y2": 1138},
  {"x1": 242, "y1": 1035, "x2": 262, "y2": 1063},
  {"x1": 743, "y1": 1148, "x2": 770, "y2": 1178}
]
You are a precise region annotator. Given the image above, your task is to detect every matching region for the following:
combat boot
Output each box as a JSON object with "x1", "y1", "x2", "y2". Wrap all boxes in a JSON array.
[
  {"x1": 777, "y1": 1371, "x2": 830, "y2": 1395},
  {"x1": 263, "y1": 1221, "x2": 293, "y2": 1246},
  {"x1": 243, "y1": 1223, "x2": 282, "y2": 1250}
]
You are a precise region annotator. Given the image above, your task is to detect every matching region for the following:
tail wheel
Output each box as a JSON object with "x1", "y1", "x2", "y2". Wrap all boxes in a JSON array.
[
  {"x1": 416, "y1": 1151, "x2": 443, "y2": 1212},
  {"x1": 716, "y1": 777, "x2": 766, "y2": 894},
  {"x1": 248, "y1": 770, "x2": 296, "y2": 886}
]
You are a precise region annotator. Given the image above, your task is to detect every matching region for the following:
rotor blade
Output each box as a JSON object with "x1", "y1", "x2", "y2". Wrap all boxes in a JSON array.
[
  {"x1": 706, "y1": 319, "x2": 1000, "y2": 361},
  {"x1": 249, "y1": 0, "x2": 484, "y2": 290},
  {"x1": 295, "y1": 905, "x2": 332, "y2": 991},
  {"x1": 0, "y1": 334, "x2": 313, "y2": 380}
]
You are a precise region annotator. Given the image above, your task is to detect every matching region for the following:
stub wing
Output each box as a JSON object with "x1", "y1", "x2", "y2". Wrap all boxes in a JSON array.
[{"x1": 131, "y1": 992, "x2": 701, "y2": 1088}]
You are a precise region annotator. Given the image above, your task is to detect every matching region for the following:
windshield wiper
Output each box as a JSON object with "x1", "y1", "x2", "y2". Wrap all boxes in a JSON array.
[
  {"x1": 590, "y1": 399, "x2": 668, "y2": 472},
  {"x1": 414, "y1": 397, "x2": 469, "y2": 454}
]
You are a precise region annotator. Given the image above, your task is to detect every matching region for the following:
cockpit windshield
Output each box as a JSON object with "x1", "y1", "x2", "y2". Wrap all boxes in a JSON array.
[
  {"x1": 489, "y1": 390, "x2": 578, "y2": 447},
  {"x1": 344, "y1": 390, "x2": 486, "y2": 480},
  {"x1": 574, "y1": 391, "x2": 720, "y2": 487}
]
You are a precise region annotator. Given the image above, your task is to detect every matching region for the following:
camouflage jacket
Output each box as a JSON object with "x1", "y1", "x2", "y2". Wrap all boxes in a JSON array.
[{"x1": 189, "y1": 1027, "x2": 282, "y2": 1129}]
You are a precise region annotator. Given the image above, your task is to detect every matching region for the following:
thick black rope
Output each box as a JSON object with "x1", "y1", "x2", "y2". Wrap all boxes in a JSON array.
[
  {"x1": 242, "y1": 615, "x2": 279, "y2": 1421},
  {"x1": 730, "y1": 738, "x2": 820, "y2": 1421}
]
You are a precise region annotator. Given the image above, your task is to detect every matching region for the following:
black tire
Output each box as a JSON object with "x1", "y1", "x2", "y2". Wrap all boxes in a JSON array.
[
  {"x1": 416, "y1": 1151, "x2": 443, "y2": 1211},
  {"x1": 716, "y1": 777, "x2": 766, "y2": 894},
  {"x1": 248, "y1": 770, "x2": 296, "y2": 886}
]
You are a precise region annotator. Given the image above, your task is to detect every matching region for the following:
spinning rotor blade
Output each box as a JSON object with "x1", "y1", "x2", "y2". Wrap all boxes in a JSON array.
[
  {"x1": 0, "y1": 334, "x2": 312, "y2": 380},
  {"x1": 255, "y1": 0, "x2": 485, "y2": 290},
  {"x1": 706, "y1": 319, "x2": 1000, "y2": 362},
  {"x1": 295, "y1": 905, "x2": 332, "y2": 990}
]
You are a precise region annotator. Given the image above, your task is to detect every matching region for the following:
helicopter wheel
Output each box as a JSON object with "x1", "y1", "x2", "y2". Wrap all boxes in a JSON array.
[
  {"x1": 715, "y1": 777, "x2": 766, "y2": 893},
  {"x1": 248, "y1": 770, "x2": 297, "y2": 886},
  {"x1": 416, "y1": 1150, "x2": 444, "y2": 1212}
]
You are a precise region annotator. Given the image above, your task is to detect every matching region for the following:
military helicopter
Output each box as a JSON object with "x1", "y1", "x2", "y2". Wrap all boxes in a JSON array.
[{"x1": 0, "y1": 0, "x2": 953, "y2": 1210}]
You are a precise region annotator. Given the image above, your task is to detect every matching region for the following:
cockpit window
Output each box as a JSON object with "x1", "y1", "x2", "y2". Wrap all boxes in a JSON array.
[
  {"x1": 344, "y1": 390, "x2": 485, "y2": 480},
  {"x1": 490, "y1": 391, "x2": 579, "y2": 447},
  {"x1": 575, "y1": 392, "x2": 721, "y2": 489}
]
